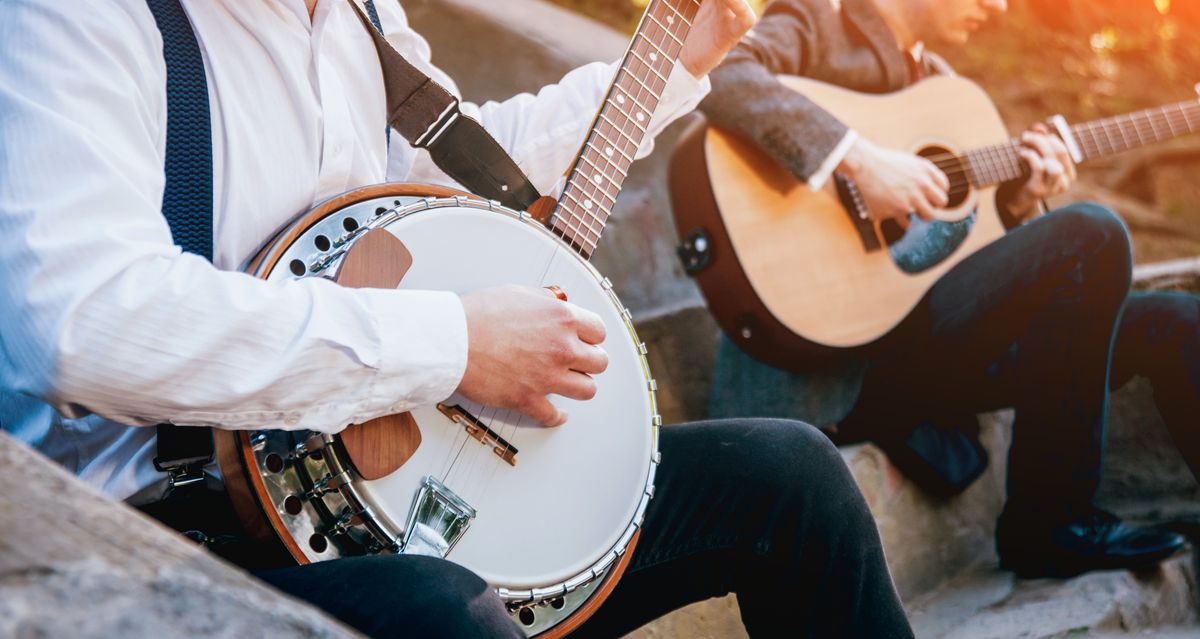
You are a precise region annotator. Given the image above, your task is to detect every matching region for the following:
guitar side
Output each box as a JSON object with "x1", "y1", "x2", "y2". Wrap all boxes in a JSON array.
[{"x1": 676, "y1": 75, "x2": 1011, "y2": 365}]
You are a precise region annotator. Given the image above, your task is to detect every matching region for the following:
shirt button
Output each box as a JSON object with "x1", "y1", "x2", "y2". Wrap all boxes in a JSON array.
[{"x1": 284, "y1": 413, "x2": 301, "y2": 426}]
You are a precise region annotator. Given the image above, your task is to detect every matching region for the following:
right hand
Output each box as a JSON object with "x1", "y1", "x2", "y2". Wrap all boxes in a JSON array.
[
  {"x1": 456, "y1": 285, "x2": 609, "y2": 427},
  {"x1": 839, "y1": 138, "x2": 950, "y2": 224}
]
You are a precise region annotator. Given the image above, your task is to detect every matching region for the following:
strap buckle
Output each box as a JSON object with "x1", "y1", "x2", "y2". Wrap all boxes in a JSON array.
[
  {"x1": 153, "y1": 454, "x2": 209, "y2": 490},
  {"x1": 413, "y1": 100, "x2": 461, "y2": 149}
]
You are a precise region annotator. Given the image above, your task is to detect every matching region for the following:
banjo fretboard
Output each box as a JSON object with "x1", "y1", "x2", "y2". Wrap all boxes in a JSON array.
[{"x1": 550, "y1": 0, "x2": 702, "y2": 259}]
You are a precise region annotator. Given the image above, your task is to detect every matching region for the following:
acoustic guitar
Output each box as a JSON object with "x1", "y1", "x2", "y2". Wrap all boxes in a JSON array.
[
  {"x1": 215, "y1": 1, "x2": 699, "y2": 636},
  {"x1": 670, "y1": 74, "x2": 1200, "y2": 370}
]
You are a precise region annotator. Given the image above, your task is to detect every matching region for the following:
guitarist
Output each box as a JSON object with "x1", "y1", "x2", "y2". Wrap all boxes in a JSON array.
[
  {"x1": 0, "y1": 0, "x2": 917, "y2": 637},
  {"x1": 698, "y1": 0, "x2": 1197, "y2": 578}
]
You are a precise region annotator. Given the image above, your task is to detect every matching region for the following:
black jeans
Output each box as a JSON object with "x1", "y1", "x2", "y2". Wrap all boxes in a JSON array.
[
  {"x1": 840, "y1": 203, "x2": 1134, "y2": 526},
  {"x1": 1112, "y1": 291, "x2": 1200, "y2": 480},
  {"x1": 241, "y1": 420, "x2": 913, "y2": 638}
]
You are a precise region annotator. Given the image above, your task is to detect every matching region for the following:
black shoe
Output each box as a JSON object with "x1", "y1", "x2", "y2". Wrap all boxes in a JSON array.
[{"x1": 997, "y1": 508, "x2": 1188, "y2": 579}]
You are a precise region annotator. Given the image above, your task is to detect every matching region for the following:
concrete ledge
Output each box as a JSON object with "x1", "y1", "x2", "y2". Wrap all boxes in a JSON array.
[
  {"x1": 1134, "y1": 257, "x2": 1200, "y2": 292},
  {"x1": 908, "y1": 552, "x2": 1200, "y2": 639},
  {"x1": 0, "y1": 432, "x2": 358, "y2": 639}
]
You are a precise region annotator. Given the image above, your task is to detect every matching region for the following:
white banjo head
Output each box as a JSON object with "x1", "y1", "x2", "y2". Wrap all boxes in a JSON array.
[{"x1": 251, "y1": 193, "x2": 659, "y2": 628}]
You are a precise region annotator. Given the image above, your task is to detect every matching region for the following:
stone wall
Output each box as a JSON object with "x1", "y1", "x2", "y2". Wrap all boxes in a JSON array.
[{"x1": 0, "y1": 432, "x2": 359, "y2": 639}]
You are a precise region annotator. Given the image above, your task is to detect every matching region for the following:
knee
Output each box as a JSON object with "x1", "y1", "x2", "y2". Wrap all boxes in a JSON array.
[
  {"x1": 359, "y1": 556, "x2": 518, "y2": 638},
  {"x1": 1053, "y1": 202, "x2": 1133, "y2": 285},
  {"x1": 738, "y1": 419, "x2": 861, "y2": 506}
]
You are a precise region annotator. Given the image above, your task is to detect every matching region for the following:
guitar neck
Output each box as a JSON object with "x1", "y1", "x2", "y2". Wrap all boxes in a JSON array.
[
  {"x1": 549, "y1": 0, "x2": 700, "y2": 260},
  {"x1": 962, "y1": 99, "x2": 1200, "y2": 188}
]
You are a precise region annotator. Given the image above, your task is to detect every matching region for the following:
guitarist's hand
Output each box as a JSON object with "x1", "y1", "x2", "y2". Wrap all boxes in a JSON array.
[
  {"x1": 680, "y1": 0, "x2": 757, "y2": 78},
  {"x1": 457, "y1": 285, "x2": 609, "y2": 427},
  {"x1": 839, "y1": 138, "x2": 949, "y2": 225},
  {"x1": 1003, "y1": 123, "x2": 1078, "y2": 223}
]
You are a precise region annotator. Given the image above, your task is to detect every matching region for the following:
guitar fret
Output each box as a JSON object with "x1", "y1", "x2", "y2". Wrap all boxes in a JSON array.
[
  {"x1": 612, "y1": 84, "x2": 653, "y2": 121},
  {"x1": 559, "y1": 191, "x2": 603, "y2": 239},
  {"x1": 587, "y1": 138, "x2": 635, "y2": 166},
  {"x1": 581, "y1": 152, "x2": 629, "y2": 182},
  {"x1": 630, "y1": 50, "x2": 670, "y2": 86},
  {"x1": 598, "y1": 112, "x2": 643, "y2": 149},
  {"x1": 647, "y1": 15, "x2": 685, "y2": 47},
  {"x1": 552, "y1": 0, "x2": 700, "y2": 258},
  {"x1": 593, "y1": 126, "x2": 638, "y2": 164},
  {"x1": 620, "y1": 72, "x2": 658, "y2": 114},
  {"x1": 640, "y1": 32, "x2": 671, "y2": 60}
]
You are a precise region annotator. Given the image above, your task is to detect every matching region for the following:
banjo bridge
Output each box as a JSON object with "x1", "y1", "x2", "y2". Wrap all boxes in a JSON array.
[{"x1": 437, "y1": 403, "x2": 519, "y2": 466}]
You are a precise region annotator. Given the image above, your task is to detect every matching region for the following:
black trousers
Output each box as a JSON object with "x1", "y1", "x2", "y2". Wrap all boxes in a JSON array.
[
  {"x1": 152, "y1": 420, "x2": 912, "y2": 638},
  {"x1": 1111, "y1": 290, "x2": 1200, "y2": 479},
  {"x1": 840, "y1": 203, "x2": 1135, "y2": 526}
]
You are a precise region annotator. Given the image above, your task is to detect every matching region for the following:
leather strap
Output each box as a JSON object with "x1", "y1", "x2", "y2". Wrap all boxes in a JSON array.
[
  {"x1": 347, "y1": 0, "x2": 541, "y2": 211},
  {"x1": 145, "y1": 0, "x2": 215, "y2": 488}
]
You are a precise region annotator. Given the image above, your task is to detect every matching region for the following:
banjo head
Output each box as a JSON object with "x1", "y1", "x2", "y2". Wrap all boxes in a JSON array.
[{"x1": 233, "y1": 187, "x2": 659, "y2": 634}]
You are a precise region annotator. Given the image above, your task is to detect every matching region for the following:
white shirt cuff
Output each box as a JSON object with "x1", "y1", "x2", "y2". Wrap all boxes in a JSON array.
[
  {"x1": 641, "y1": 60, "x2": 710, "y2": 158},
  {"x1": 807, "y1": 129, "x2": 859, "y2": 192},
  {"x1": 351, "y1": 289, "x2": 469, "y2": 425}
]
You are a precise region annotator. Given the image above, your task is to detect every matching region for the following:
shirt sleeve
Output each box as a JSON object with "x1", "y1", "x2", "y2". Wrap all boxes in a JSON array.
[
  {"x1": 698, "y1": 3, "x2": 852, "y2": 189},
  {"x1": 0, "y1": 1, "x2": 467, "y2": 434},
  {"x1": 384, "y1": 7, "x2": 710, "y2": 195}
]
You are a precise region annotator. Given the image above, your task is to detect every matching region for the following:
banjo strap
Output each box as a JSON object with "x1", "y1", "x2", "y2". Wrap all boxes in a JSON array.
[
  {"x1": 146, "y1": 0, "x2": 540, "y2": 491},
  {"x1": 347, "y1": 0, "x2": 542, "y2": 211}
]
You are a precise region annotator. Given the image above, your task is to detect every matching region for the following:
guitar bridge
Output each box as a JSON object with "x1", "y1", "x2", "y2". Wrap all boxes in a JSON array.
[
  {"x1": 835, "y1": 173, "x2": 883, "y2": 252},
  {"x1": 437, "y1": 403, "x2": 519, "y2": 466}
]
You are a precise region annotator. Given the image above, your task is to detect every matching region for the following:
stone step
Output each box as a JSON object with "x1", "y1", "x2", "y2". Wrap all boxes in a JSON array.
[{"x1": 908, "y1": 553, "x2": 1199, "y2": 639}]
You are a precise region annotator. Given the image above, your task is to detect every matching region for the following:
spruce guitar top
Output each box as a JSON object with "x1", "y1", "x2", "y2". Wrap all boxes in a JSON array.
[{"x1": 670, "y1": 74, "x2": 1200, "y2": 369}]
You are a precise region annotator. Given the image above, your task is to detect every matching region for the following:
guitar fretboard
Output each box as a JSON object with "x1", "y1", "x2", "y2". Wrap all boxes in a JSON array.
[
  {"x1": 961, "y1": 100, "x2": 1200, "y2": 187},
  {"x1": 550, "y1": 0, "x2": 701, "y2": 259}
]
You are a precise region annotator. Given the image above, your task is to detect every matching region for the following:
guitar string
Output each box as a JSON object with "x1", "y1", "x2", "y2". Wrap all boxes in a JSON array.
[{"x1": 919, "y1": 107, "x2": 1200, "y2": 177}]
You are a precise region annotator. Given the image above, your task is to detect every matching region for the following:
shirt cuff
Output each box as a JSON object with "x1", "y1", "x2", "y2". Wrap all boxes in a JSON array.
[
  {"x1": 641, "y1": 60, "x2": 711, "y2": 158},
  {"x1": 807, "y1": 129, "x2": 859, "y2": 192},
  {"x1": 353, "y1": 289, "x2": 469, "y2": 423}
]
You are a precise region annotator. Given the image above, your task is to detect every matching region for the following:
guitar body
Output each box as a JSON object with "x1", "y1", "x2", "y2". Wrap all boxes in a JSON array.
[
  {"x1": 216, "y1": 184, "x2": 658, "y2": 637},
  {"x1": 671, "y1": 75, "x2": 1011, "y2": 368}
]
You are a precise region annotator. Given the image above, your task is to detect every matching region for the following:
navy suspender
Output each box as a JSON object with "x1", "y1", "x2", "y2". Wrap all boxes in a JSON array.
[{"x1": 146, "y1": 0, "x2": 215, "y2": 489}]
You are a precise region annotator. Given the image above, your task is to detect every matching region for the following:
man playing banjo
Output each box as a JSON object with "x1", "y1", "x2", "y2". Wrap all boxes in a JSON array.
[
  {"x1": 699, "y1": 0, "x2": 1197, "y2": 580},
  {"x1": 1, "y1": 0, "x2": 915, "y2": 636}
]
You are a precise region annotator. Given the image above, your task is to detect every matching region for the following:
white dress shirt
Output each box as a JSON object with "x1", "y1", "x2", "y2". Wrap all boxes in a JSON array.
[{"x1": 0, "y1": 0, "x2": 707, "y2": 502}]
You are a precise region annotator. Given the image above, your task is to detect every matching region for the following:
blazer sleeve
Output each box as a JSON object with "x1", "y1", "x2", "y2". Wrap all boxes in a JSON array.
[{"x1": 698, "y1": 1, "x2": 852, "y2": 184}]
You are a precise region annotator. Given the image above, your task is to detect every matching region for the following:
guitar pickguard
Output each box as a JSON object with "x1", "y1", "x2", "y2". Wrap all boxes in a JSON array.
[{"x1": 888, "y1": 210, "x2": 977, "y2": 274}]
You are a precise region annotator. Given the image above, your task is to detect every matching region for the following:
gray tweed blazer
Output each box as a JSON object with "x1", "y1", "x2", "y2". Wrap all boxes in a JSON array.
[{"x1": 699, "y1": 0, "x2": 949, "y2": 182}]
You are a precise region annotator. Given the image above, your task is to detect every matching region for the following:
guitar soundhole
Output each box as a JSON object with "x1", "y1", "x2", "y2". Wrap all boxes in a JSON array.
[{"x1": 917, "y1": 145, "x2": 970, "y2": 209}]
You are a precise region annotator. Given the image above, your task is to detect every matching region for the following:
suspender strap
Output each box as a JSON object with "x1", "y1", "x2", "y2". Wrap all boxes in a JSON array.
[
  {"x1": 146, "y1": 0, "x2": 214, "y2": 489},
  {"x1": 347, "y1": 1, "x2": 541, "y2": 211}
]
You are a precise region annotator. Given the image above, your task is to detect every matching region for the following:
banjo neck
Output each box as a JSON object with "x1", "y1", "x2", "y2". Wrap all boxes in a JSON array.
[
  {"x1": 960, "y1": 98, "x2": 1200, "y2": 188},
  {"x1": 548, "y1": 0, "x2": 701, "y2": 260}
]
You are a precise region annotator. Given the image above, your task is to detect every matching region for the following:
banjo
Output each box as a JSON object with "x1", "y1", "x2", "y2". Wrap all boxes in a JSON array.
[{"x1": 213, "y1": 1, "x2": 701, "y2": 636}]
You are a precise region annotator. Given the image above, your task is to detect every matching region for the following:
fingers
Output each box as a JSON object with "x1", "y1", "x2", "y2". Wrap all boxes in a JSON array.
[
  {"x1": 572, "y1": 343, "x2": 609, "y2": 375},
  {"x1": 521, "y1": 395, "x2": 568, "y2": 428},
  {"x1": 551, "y1": 370, "x2": 600, "y2": 402},
  {"x1": 1018, "y1": 147, "x2": 1046, "y2": 196},
  {"x1": 567, "y1": 303, "x2": 607, "y2": 345},
  {"x1": 910, "y1": 161, "x2": 948, "y2": 221},
  {"x1": 1021, "y1": 129, "x2": 1075, "y2": 196}
]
